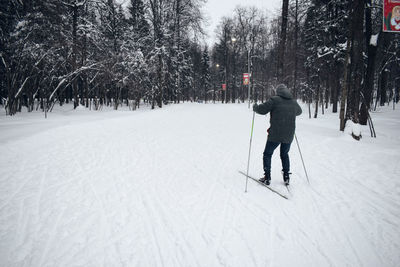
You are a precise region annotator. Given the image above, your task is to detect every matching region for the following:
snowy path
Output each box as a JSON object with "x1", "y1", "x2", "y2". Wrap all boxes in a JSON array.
[{"x1": 0, "y1": 103, "x2": 399, "y2": 266}]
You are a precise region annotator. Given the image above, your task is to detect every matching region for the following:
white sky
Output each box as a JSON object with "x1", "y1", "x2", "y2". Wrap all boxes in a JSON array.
[
  {"x1": 202, "y1": 0, "x2": 282, "y2": 46},
  {"x1": 117, "y1": 0, "x2": 282, "y2": 46}
]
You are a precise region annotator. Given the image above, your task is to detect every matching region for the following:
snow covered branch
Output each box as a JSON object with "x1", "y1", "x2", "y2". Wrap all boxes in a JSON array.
[
  {"x1": 49, "y1": 78, "x2": 67, "y2": 100},
  {"x1": 14, "y1": 77, "x2": 29, "y2": 98}
]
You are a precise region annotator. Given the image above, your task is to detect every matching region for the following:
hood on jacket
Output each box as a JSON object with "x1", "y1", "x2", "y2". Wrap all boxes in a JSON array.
[{"x1": 276, "y1": 84, "x2": 293, "y2": 99}]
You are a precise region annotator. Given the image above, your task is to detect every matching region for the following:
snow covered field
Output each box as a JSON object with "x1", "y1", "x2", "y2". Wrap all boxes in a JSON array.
[{"x1": 0, "y1": 102, "x2": 399, "y2": 267}]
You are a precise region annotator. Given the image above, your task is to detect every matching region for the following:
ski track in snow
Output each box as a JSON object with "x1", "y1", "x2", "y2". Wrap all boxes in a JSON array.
[{"x1": 0, "y1": 103, "x2": 400, "y2": 267}]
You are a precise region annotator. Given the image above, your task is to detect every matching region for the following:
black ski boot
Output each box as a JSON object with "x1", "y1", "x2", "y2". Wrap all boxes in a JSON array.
[
  {"x1": 259, "y1": 173, "x2": 271, "y2": 185},
  {"x1": 283, "y1": 172, "x2": 291, "y2": 185}
]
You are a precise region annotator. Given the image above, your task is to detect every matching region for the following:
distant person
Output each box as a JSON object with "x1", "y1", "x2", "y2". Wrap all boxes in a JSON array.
[{"x1": 252, "y1": 84, "x2": 302, "y2": 185}]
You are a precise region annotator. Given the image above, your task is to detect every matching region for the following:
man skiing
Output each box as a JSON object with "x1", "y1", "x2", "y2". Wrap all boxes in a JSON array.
[{"x1": 252, "y1": 84, "x2": 302, "y2": 186}]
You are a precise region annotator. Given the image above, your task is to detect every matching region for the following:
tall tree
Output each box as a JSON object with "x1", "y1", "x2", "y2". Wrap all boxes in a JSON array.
[
  {"x1": 200, "y1": 46, "x2": 211, "y2": 103},
  {"x1": 2, "y1": 0, "x2": 67, "y2": 115},
  {"x1": 98, "y1": 0, "x2": 127, "y2": 109},
  {"x1": 128, "y1": 0, "x2": 151, "y2": 51},
  {"x1": 359, "y1": 0, "x2": 379, "y2": 125},
  {"x1": 340, "y1": 0, "x2": 364, "y2": 140},
  {"x1": 277, "y1": 0, "x2": 289, "y2": 83}
]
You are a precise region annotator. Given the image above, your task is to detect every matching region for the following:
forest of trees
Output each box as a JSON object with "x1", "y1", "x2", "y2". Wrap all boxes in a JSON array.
[
  {"x1": 0, "y1": 0, "x2": 207, "y2": 114},
  {"x1": 1, "y1": 0, "x2": 399, "y2": 135}
]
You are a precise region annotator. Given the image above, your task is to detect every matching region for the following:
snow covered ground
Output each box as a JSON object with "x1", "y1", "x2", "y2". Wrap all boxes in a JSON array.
[{"x1": 0, "y1": 102, "x2": 399, "y2": 267}]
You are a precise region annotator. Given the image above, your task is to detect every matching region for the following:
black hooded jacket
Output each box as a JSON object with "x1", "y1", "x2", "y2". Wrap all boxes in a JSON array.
[{"x1": 254, "y1": 84, "x2": 302, "y2": 143}]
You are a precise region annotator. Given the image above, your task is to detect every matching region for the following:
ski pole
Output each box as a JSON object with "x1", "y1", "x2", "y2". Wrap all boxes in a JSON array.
[
  {"x1": 294, "y1": 133, "x2": 310, "y2": 184},
  {"x1": 245, "y1": 111, "x2": 256, "y2": 192}
]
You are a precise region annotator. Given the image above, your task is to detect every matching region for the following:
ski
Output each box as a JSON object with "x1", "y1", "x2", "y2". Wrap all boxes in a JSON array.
[
  {"x1": 284, "y1": 183, "x2": 293, "y2": 197},
  {"x1": 239, "y1": 171, "x2": 289, "y2": 199}
]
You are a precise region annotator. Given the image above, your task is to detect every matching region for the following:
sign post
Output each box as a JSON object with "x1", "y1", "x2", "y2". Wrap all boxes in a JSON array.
[
  {"x1": 247, "y1": 50, "x2": 251, "y2": 108},
  {"x1": 384, "y1": 0, "x2": 400, "y2": 32},
  {"x1": 243, "y1": 73, "x2": 249, "y2": 85},
  {"x1": 222, "y1": 83, "x2": 226, "y2": 103}
]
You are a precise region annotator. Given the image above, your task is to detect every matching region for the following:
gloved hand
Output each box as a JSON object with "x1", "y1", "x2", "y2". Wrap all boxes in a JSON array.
[{"x1": 252, "y1": 103, "x2": 258, "y2": 112}]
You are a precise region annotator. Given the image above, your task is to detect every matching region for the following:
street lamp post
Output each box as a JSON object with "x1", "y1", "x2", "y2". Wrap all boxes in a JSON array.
[
  {"x1": 246, "y1": 51, "x2": 262, "y2": 108},
  {"x1": 215, "y1": 64, "x2": 220, "y2": 103},
  {"x1": 216, "y1": 63, "x2": 220, "y2": 102},
  {"x1": 224, "y1": 66, "x2": 227, "y2": 104},
  {"x1": 231, "y1": 37, "x2": 237, "y2": 103},
  {"x1": 248, "y1": 49, "x2": 251, "y2": 108}
]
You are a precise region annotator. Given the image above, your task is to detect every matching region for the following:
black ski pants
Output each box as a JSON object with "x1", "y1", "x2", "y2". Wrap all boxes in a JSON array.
[{"x1": 263, "y1": 140, "x2": 291, "y2": 176}]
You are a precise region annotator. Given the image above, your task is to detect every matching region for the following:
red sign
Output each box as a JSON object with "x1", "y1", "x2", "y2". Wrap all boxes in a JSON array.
[
  {"x1": 243, "y1": 73, "x2": 250, "y2": 85},
  {"x1": 384, "y1": 0, "x2": 400, "y2": 32},
  {"x1": 222, "y1": 84, "x2": 226, "y2": 90}
]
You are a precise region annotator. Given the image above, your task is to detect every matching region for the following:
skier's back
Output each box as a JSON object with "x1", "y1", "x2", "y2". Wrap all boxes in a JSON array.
[{"x1": 253, "y1": 84, "x2": 302, "y2": 185}]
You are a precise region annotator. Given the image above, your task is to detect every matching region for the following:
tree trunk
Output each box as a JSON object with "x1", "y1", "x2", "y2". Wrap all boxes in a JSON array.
[
  {"x1": 339, "y1": 37, "x2": 351, "y2": 131},
  {"x1": 359, "y1": 0, "x2": 378, "y2": 125},
  {"x1": 293, "y1": 0, "x2": 298, "y2": 98},
  {"x1": 175, "y1": 0, "x2": 181, "y2": 103},
  {"x1": 72, "y1": 4, "x2": 79, "y2": 109},
  {"x1": 380, "y1": 69, "x2": 388, "y2": 106},
  {"x1": 314, "y1": 81, "x2": 319, "y2": 118},
  {"x1": 332, "y1": 68, "x2": 339, "y2": 113},
  {"x1": 324, "y1": 78, "x2": 329, "y2": 110},
  {"x1": 277, "y1": 0, "x2": 289, "y2": 83},
  {"x1": 344, "y1": 0, "x2": 364, "y2": 140}
]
